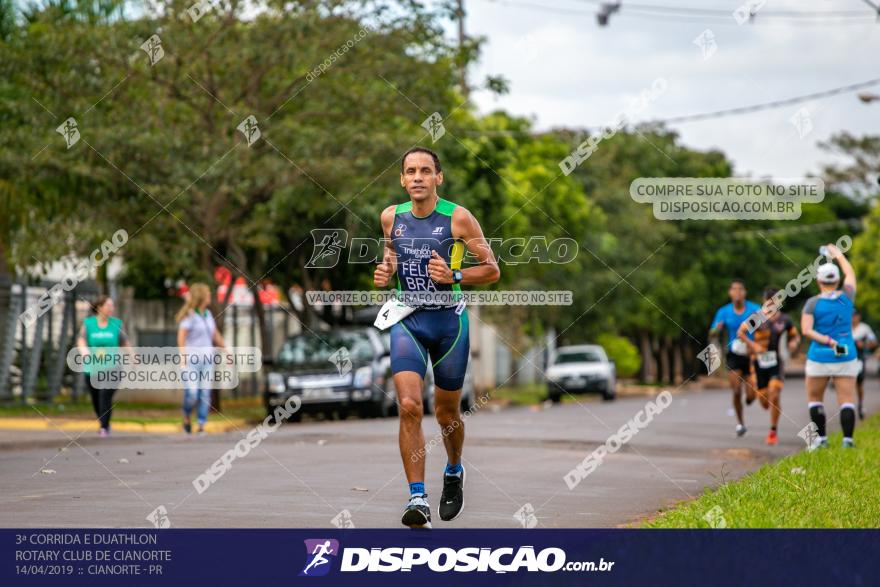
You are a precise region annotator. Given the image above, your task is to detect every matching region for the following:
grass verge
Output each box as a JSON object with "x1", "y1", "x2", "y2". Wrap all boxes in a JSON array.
[{"x1": 645, "y1": 413, "x2": 880, "y2": 528}]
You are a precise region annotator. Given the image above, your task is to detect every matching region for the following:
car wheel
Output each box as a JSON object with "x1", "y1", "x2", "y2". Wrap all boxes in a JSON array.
[
  {"x1": 423, "y1": 387, "x2": 435, "y2": 415},
  {"x1": 267, "y1": 408, "x2": 302, "y2": 424},
  {"x1": 602, "y1": 382, "x2": 616, "y2": 401},
  {"x1": 548, "y1": 386, "x2": 562, "y2": 403},
  {"x1": 460, "y1": 391, "x2": 474, "y2": 413},
  {"x1": 364, "y1": 396, "x2": 391, "y2": 419}
]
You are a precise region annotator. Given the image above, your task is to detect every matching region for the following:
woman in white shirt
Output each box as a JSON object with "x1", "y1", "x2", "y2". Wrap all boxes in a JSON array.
[{"x1": 177, "y1": 284, "x2": 227, "y2": 435}]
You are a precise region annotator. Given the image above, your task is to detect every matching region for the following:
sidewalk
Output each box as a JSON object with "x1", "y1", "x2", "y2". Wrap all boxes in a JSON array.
[{"x1": 0, "y1": 416, "x2": 246, "y2": 434}]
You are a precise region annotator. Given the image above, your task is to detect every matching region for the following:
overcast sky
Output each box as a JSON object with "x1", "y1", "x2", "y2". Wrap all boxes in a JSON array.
[{"x1": 453, "y1": 0, "x2": 880, "y2": 178}]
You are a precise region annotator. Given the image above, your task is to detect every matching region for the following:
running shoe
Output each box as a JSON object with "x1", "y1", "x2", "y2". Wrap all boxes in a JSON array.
[
  {"x1": 858, "y1": 405, "x2": 865, "y2": 421},
  {"x1": 807, "y1": 437, "x2": 829, "y2": 452},
  {"x1": 98, "y1": 428, "x2": 109, "y2": 438},
  {"x1": 765, "y1": 430, "x2": 778, "y2": 445},
  {"x1": 736, "y1": 424, "x2": 747, "y2": 437},
  {"x1": 401, "y1": 494, "x2": 432, "y2": 528},
  {"x1": 183, "y1": 422, "x2": 192, "y2": 434},
  {"x1": 439, "y1": 465, "x2": 466, "y2": 521},
  {"x1": 843, "y1": 438, "x2": 856, "y2": 449}
]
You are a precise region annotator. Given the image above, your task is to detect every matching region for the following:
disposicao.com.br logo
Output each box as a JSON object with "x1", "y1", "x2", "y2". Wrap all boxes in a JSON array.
[
  {"x1": 300, "y1": 540, "x2": 614, "y2": 575},
  {"x1": 301, "y1": 539, "x2": 340, "y2": 576}
]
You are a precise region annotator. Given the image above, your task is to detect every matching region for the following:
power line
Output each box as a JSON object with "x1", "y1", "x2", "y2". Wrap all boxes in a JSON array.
[
  {"x1": 480, "y1": 0, "x2": 879, "y2": 25},
  {"x1": 648, "y1": 78, "x2": 880, "y2": 125},
  {"x1": 570, "y1": 0, "x2": 876, "y2": 19},
  {"x1": 460, "y1": 78, "x2": 880, "y2": 134}
]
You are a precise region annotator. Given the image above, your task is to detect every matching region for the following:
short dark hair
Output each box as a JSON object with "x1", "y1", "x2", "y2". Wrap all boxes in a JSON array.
[
  {"x1": 763, "y1": 287, "x2": 779, "y2": 300},
  {"x1": 401, "y1": 147, "x2": 441, "y2": 173},
  {"x1": 730, "y1": 278, "x2": 746, "y2": 288}
]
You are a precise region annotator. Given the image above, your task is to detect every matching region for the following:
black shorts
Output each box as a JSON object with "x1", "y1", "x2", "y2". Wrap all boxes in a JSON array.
[
  {"x1": 755, "y1": 365, "x2": 782, "y2": 390},
  {"x1": 726, "y1": 351, "x2": 751, "y2": 374},
  {"x1": 857, "y1": 359, "x2": 866, "y2": 385}
]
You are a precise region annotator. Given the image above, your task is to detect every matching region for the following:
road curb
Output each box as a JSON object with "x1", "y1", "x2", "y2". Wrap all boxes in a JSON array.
[{"x1": 0, "y1": 417, "x2": 248, "y2": 435}]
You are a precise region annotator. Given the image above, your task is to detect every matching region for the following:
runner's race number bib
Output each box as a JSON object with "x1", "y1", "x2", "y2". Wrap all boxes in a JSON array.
[
  {"x1": 731, "y1": 339, "x2": 749, "y2": 356},
  {"x1": 374, "y1": 299, "x2": 416, "y2": 330},
  {"x1": 757, "y1": 351, "x2": 778, "y2": 369}
]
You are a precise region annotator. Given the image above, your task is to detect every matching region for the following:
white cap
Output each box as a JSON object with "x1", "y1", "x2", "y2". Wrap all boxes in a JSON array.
[{"x1": 816, "y1": 263, "x2": 840, "y2": 284}]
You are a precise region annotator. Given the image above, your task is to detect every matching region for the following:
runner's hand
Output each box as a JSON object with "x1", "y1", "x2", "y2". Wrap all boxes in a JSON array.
[
  {"x1": 374, "y1": 253, "x2": 394, "y2": 287},
  {"x1": 428, "y1": 251, "x2": 453, "y2": 284},
  {"x1": 824, "y1": 243, "x2": 842, "y2": 259}
]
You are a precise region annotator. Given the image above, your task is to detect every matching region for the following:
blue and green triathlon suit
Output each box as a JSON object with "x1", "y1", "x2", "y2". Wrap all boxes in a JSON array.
[{"x1": 389, "y1": 197, "x2": 470, "y2": 391}]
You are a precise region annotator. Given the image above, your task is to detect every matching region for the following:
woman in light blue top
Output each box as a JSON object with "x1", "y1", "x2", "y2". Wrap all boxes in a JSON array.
[
  {"x1": 800, "y1": 243, "x2": 857, "y2": 450},
  {"x1": 176, "y1": 283, "x2": 227, "y2": 435}
]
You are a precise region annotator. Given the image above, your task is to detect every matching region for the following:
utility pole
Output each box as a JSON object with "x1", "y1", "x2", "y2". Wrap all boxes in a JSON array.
[{"x1": 456, "y1": 0, "x2": 469, "y2": 98}]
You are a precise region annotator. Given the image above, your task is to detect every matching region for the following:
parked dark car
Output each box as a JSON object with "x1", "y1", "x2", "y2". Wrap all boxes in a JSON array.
[
  {"x1": 264, "y1": 326, "x2": 478, "y2": 422},
  {"x1": 264, "y1": 328, "x2": 394, "y2": 421}
]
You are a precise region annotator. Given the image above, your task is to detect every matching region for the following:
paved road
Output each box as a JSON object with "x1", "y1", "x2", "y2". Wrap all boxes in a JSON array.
[{"x1": 0, "y1": 378, "x2": 877, "y2": 529}]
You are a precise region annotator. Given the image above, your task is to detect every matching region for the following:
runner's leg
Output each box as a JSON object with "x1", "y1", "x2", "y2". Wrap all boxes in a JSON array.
[
  {"x1": 429, "y1": 308, "x2": 469, "y2": 521},
  {"x1": 434, "y1": 388, "x2": 464, "y2": 467},
  {"x1": 729, "y1": 370, "x2": 745, "y2": 427},
  {"x1": 389, "y1": 319, "x2": 432, "y2": 527},
  {"x1": 833, "y1": 376, "x2": 857, "y2": 446},
  {"x1": 768, "y1": 379, "x2": 782, "y2": 430},
  {"x1": 395, "y1": 371, "x2": 426, "y2": 487},
  {"x1": 806, "y1": 375, "x2": 829, "y2": 447}
]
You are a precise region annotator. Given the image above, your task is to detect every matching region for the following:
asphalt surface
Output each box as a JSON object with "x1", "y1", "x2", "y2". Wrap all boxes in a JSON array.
[{"x1": 0, "y1": 378, "x2": 877, "y2": 529}]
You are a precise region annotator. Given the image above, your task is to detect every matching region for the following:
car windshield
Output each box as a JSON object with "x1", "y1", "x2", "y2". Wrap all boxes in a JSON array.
[
  {"x1": 277, "y1": 332, "x2": 374, "y2": 366},
  {"x1": 555, "y1": 350, "x2": 601, "y2": 364}
]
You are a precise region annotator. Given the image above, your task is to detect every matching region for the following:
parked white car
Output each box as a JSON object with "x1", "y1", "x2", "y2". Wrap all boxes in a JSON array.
[{"x1": 546, "y1": 344, "x2": 616, "y2": 402}]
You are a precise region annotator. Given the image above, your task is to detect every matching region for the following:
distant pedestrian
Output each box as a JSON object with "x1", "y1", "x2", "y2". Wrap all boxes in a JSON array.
[
  {"x1": 176, "y1": 283, "x2": 227, "y2": 435},
  {"x1": 76, "y1": 296, "x2": 130, "y2": 437},
  {"x1": 852, "y1": 310, "x2": 877, "y2": 420}
]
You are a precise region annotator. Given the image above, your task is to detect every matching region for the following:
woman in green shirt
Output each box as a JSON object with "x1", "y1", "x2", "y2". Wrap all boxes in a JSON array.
[{"x1": 76, "y1": 296, "x2": 130, "y2": 437}]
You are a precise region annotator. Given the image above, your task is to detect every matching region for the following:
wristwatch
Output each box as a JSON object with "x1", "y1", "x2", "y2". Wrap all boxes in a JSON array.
[{"x1": 452, "y1": 269, "x2": 463, "y2": 284}]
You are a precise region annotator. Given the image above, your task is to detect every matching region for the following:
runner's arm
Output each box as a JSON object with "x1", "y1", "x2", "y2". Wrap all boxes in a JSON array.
[
  {"x1": 866, "y1": 325, "x2": 878, "y2": 351},
  {"x1": 801, "y1": 302, "x2": 835, "y2": 347},
  {"x1": 826, "y1": 243, "x2": 856, "y2": 294},
  {"x1": 787, "y1": 322, "x2": 801, "y2": 354},
  {"x1": 374, "y1": 206, "x2": 398, "y2": 287},
  {"x1": 709, "y1": 309, "x2": 724, "y2": 339},
  {"x1": 736, "y1": 320, "x2": 760, "y2": 353},
  {"x1": 450, "y1": 207, "x2": 500, "y2": 286}
]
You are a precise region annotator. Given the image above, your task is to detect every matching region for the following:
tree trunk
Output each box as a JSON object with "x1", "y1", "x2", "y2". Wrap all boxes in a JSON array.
[
  {"x1": 0, "y1": 239, "x2": 8, "y2": 276},
  {"x1": 673, "y1": 339, "x2": 684, "y2": 384},
  {"x1": 659, "y1": 336, "x2": 671, "y2": 384},
  {"x1": 639, "y1": 331, "x2": 656, "y2": 383}
]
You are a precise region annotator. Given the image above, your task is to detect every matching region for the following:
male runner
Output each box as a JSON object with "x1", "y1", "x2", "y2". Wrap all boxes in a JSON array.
[
  {"x1": 374, "y1": 147, "x2": 499, "y2": 528},
  {"x1": 852, "y1": 310, "x2": 877, "y2": 420},
  {"x1": 710, "y1": 279, "x2": 761, "y2": 437},
  {"x1": 736, "y1": 288, "x2": 800, "y2": 445}
]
